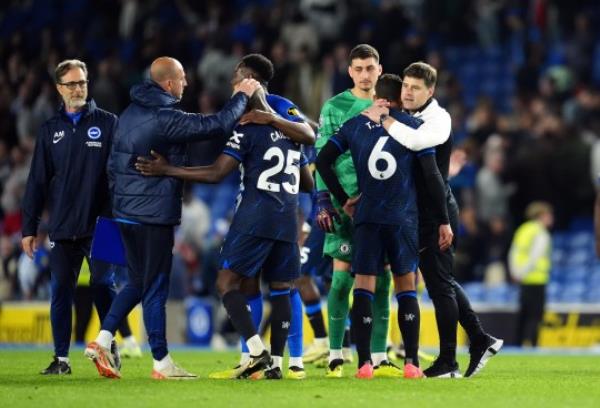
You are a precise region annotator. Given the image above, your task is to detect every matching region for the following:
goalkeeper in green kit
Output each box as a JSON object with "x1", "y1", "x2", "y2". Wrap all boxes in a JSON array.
[{"x1": 315, "y1": 44, "x2": 402, "y2": 378}]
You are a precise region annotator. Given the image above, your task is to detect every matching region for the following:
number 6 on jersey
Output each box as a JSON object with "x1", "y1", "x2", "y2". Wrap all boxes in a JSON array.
[{"x1": 368, "y1": 136, "x2": 397, "y2": 180}]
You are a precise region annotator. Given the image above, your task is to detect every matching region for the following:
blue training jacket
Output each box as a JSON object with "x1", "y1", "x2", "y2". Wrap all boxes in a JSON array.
[
  {"x1": 22, "y1": 99, "x2": 117, "y2": 241},
  {"x1": 109, "y1": 79, "x2": 249, "y2": 225}
]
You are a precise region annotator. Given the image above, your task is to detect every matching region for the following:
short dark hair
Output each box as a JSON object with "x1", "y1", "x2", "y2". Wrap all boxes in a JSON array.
[
  {"x1": 238, "y1": 54, "x2": 274, "y2": 85},
  {"x1": 403, "y1": 61, "x2": 437, "y2": 88},
  {"x1": 348, "y1": 44, "x2": 379, "y2": 65},
  {"x1": 375, "y1": 73, "x2": 402, "y2": 102},
  {"x1": 54, "y1": 59, "x2": 88, "y2": 84}
]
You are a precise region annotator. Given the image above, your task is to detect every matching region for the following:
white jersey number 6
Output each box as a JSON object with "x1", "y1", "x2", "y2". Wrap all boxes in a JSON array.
[{"x1": 368, "y1": 136, "x2": 397, "y2": 180}]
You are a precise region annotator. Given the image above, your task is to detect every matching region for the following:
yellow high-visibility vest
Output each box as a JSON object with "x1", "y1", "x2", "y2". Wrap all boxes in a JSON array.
[{"x1": 511, "y1": 220, "x2": 551, "y2": 285}]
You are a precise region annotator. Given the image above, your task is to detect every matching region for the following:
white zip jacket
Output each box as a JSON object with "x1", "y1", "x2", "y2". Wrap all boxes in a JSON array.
[{"x1": 387, "y1": 98, "x2": 452, "y2": 151}]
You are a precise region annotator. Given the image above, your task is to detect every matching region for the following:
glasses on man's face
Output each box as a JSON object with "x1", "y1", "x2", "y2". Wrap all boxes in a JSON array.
[{"x1": 59, "y1": 80, "x2": 88, "y2": 90}]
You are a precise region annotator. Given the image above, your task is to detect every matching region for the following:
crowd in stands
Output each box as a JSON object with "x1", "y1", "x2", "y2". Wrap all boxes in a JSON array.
[{"x1": 1, "y1": 0, "x2": 600, "y2": 302}]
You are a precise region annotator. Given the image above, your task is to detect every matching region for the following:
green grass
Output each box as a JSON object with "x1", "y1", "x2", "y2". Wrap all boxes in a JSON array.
[{"x1": 1, "y1": 350, "x2": 599, "y2": 407}]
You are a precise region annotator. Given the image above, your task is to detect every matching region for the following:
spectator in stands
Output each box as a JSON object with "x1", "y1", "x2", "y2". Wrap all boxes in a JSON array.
[
  {"x1": 2, "y1": 146, "x2": 30, "y2": 237},
  {"x1": 509, "y1": 201, "x2": 554, "y2": 347}
]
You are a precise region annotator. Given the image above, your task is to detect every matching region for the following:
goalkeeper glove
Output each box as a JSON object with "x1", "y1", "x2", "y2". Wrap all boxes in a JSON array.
[{"x1": 315, "y1": 190, "x2": 340, "y2": 233}]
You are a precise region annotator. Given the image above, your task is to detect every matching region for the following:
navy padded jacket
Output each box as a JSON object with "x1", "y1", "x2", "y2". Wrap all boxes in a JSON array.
[
  {"x1": 22, "y1": 100, "x2": 116, "y2": 241},
  {"x1": 109, "y1": 80, "x2": 248, "y2": 225}
]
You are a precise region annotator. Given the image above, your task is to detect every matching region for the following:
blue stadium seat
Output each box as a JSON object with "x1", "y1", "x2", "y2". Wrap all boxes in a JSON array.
[
  {"x1": 481, "y1": 46, "x2": 503, "y2": 62},
  {"x1": 585, "y1": 288, "x2": 600, "y2": 303},
  {"x1": 506, "y1": 285, "x2": 519, "y2": 303},
  {"x1": 461, "y1": 282, "x2": 485, "y2": 302},
  {"x1": 592, "y1": 44, "x2": 600, "y2": 84},
  {"x1": 564, "y1": 249, "x2": 592, "y2": 267},
  {"x1": 567, "y1": 232, "x2": 594, "y2": 249},
  {"x1": 559, "y1": 282, "x2": 585, "y2": 303},
  {"x1": 552, "y1": 232, "x2": 568, "y2": 249},
  {"x1": 442, "y1": 45, "x2": 515, "y2": 112},
  {"x1": 563, "y1": 266, "x2": 588, "y2": 284},
  {"x1": 551, "y1": 248, "x2": 566, "y2": 265},
  {"x1": 484, "y1": 284, "x2": 511, "y2": 303},
  {"x1": 550, "y1": 265, "x2": 569, "y2": 283},
  {"x1": 546, "y1": 282, "x2": 561, "y2": 303},
  {"x1": 481, "y1": 63, "x2": 500, "y2": 77},
  {"x1": 588, "y1": 271, "x2": 600, "y2": 286}
]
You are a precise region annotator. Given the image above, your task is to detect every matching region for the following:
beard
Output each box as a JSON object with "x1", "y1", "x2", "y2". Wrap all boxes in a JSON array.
[
  {"x1": 359, "y1": 82, "x2": 373, "y2": 92},
  {"x1": 67, "y1": 96, "x2": 86, "y2": 110}
]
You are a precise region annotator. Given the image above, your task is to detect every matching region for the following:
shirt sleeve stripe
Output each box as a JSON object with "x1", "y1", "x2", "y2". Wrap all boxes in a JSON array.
[
  {"x1": 330, "y1": 137, "x2": 345, "y2": 152},
  {"x1": 417, "y1": 148, "x2": 435, "y2": 157},
  {"x1": 223, "y1": 149, "x2": 242, "y2": 162}
]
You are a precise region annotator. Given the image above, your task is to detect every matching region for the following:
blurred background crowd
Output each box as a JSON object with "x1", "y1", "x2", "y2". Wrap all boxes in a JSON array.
[{"x1": 1, "y1": 0, "x2": 600, "y2": 306}]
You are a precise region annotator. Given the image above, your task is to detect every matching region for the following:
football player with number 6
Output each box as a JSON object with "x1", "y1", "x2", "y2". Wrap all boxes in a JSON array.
[{"x1": 316, "y1": 74, "x2": 438, "y2": 379}]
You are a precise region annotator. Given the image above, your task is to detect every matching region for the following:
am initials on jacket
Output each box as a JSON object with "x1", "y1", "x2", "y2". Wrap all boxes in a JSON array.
[{"x1": 53, "y1": 130, "x2": 65, "y2": 144}]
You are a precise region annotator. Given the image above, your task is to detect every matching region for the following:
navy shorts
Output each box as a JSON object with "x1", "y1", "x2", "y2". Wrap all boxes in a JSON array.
[
  {"x1": 352, "y1": 222, "x2": 418, "y2": 276},
  {"x1": 219, "y1": 233, "x2": 300, "y2": 282},
  {"x1": 301, "y1": 226, "x2": 333, "y2": 280}
]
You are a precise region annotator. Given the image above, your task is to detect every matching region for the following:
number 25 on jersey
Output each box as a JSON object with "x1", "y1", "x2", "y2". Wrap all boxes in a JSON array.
[{"x1": 257, "y1": 147, "x2": 301, "y2": 194}]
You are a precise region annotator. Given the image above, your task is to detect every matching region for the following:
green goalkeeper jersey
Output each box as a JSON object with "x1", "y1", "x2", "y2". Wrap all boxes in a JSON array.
[{"x1": 316, "y1": 89, "x2": 373, "y2": 205}]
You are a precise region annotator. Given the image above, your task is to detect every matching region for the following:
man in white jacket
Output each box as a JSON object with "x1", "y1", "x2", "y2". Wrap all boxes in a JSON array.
[{"x1": 363, "y1": 62, "x2": 503, "y2": 378}]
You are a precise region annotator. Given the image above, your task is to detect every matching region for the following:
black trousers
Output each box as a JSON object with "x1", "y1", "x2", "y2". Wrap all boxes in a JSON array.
[
  {"x1": 74, "y1": 285, "x2": 94, "y2": 343},
  {"x1": 517, "y1": 284, "x2": 546, "y2": 347},
  {"x1": 419, "y1": 201, "x2": 486, "y2": 348},
  {"x1": 418, "y1": 200, "x2": 461, "y2": 299}
]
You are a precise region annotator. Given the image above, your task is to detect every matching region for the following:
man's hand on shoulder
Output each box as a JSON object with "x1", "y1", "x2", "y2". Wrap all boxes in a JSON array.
[
  {"x1": 239, "y1": 110, "x2": 275, "y2": 126},
  {"x1": 233, "y1": 78, "x2": 260, "y2": 98},
  {"x1": 362, "y1": 103, "x2": 389, "y2": 124}
]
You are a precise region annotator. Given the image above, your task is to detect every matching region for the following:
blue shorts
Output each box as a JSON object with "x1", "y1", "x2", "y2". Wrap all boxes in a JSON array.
[
  {"x1": 352, "y1": 222, "x2": 418, "y2": 276},
  {"x1": 219, "y1": 233, "x2": 300, "y2": 282},
  {"x1": 301, "y1": 227, "x2": 333, "y2": 281}
]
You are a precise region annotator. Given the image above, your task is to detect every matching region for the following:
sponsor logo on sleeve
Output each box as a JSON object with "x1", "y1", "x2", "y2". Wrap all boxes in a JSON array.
[{"x1": 226, "y1": 130, "x2": 244, "y2": 149}]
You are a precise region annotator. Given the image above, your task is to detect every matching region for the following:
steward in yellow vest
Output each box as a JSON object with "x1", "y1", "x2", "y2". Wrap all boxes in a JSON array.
[{"x1": 509, "y1": 202, "x2": 553, "y2": 347}]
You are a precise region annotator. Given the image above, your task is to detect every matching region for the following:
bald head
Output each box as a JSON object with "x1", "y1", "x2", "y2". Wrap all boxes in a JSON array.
[
  {"x1": 150, "y1": 57, "x2": 182, "y2": 83},
  {"x1": 150, "y1": 57, "x2": 187, "y2": 100}
]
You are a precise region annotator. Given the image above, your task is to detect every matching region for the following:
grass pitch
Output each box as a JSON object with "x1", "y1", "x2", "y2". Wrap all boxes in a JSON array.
[{"x1": 1, "y1": 349, "x2": 599, "y2": 408}]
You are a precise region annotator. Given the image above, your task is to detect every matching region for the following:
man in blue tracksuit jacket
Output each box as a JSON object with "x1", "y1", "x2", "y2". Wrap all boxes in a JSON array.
[
  {"x1": 84, "y1": 56, "x2": 260, "y2": 379},
  {"x1": 21, "y1": 59, "x2": 119, "y2": 375}
]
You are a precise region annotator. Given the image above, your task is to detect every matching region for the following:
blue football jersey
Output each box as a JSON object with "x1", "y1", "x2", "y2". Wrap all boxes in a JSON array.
[
  {"x1": 266, "y1": 94, "x2": 305, "y2": 123},
  {"x1": 223, "y1": 123, "x2": 308, "y2": 243},
  {"x1": 330, "y1": 110, "x2": 426, "y2": 225}
]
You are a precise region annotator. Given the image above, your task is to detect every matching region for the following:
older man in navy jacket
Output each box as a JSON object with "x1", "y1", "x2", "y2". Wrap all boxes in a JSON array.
[
  {"x1": 22, "y1": 59, "x2": 122, "y2": 375},
  {"x1": 85, "y1": 57, "x2": 259, "y2": 379}
]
